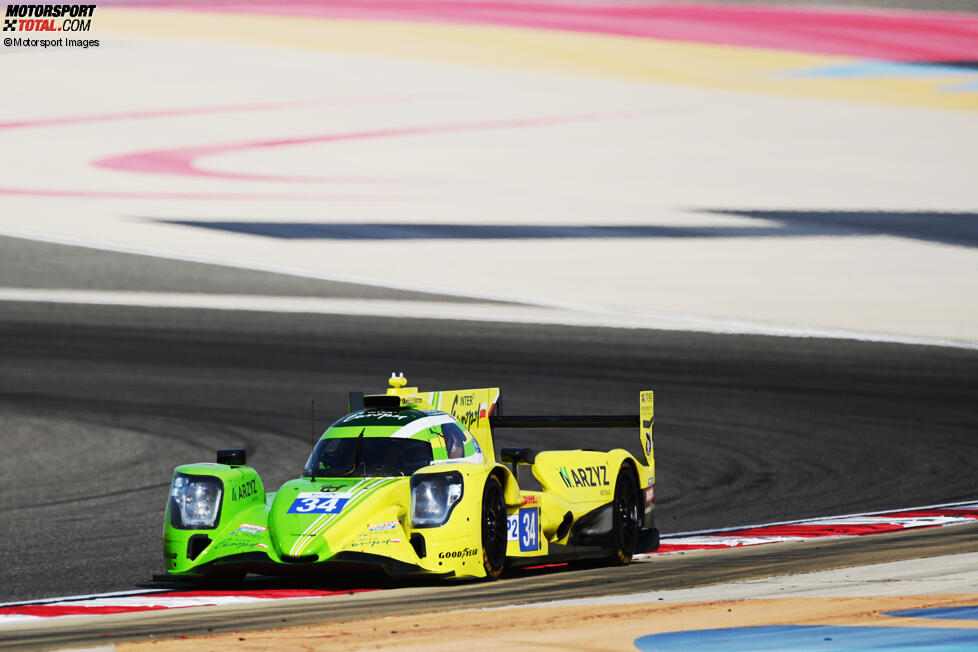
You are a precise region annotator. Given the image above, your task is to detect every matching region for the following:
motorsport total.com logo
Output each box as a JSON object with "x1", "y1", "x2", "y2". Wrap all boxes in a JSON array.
[{"x1": 4, "y1": 4, "x2": 95, "y2": 32}]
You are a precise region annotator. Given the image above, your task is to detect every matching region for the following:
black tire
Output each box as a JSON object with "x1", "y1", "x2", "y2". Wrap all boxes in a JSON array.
[
  {"x1": 609, "y1": 464, "x2": 640, "y2": 565},
  {"x1": 481, "y1": 475, "x2": 507, "y2": 579}
]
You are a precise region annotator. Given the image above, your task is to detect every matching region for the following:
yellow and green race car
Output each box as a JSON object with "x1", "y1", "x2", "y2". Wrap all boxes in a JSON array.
[{"x1": 161, "y1": 375, "x2": 658, "y2": 581}]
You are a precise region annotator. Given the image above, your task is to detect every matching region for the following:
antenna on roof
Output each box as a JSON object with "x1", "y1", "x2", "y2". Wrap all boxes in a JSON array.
[{"x1": 389, "y1": 372, "x2": 407, "y2": 388}]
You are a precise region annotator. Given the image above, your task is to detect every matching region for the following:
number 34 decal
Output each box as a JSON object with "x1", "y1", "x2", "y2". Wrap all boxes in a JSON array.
[
  {"x1": 507, "y1": 507, "x2": 539, "y2": 552},
  {"x1": 287, "y1": 492, "x2": 351, "y2": 514}
]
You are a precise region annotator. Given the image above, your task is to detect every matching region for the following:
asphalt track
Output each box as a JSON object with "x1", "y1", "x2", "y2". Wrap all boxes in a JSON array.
[{"x1": 1, "y1": 274, "x2": 977, "y2": 604}]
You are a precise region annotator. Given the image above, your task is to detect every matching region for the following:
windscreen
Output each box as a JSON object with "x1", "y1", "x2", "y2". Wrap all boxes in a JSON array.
[{"x1": 303, "y1": 436, "x2": 433, "y2": 478}]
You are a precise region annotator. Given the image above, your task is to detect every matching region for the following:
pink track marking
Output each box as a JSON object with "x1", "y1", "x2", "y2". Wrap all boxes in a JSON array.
[
  {"x1": 0, "y1": 187, "x2": 404, "y2": 201},
  {"x1": 115, "y1": 1, "x2": 978, "y2": 62},
  {"x1": 0, "y1": 604, "x2": 172, "y2": 617},
  {"x1": 154, "y1": 588, "x2": 378, "y2": 598},
  {"x1": 882, "y1": 509, "x2": 978, "y2": 519},
  {"x1": 0, "y1": 588, "x2": 379, "y2": 619},
  {"x1": 91, "y1": 110, "x2": 654, "y2": 183}
]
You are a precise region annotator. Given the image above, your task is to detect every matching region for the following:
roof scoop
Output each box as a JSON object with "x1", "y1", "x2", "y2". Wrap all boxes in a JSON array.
[{"x1": 362, "y1": 394, "x2": 403, "y2": 410}]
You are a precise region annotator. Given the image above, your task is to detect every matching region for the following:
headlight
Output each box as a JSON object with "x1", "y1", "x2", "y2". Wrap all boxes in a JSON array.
[
  {"x1": 411, "y1": 471, "x2": 463, "y2": 528},
  {"x1": 168, "y1": 473, "x2": 223, "y2": 529}
]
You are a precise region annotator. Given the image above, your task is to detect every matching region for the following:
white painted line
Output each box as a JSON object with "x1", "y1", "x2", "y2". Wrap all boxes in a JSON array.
[
  {"x1": 663, "y1": 498, "x2": 978, "y2": 539},
  {"x1": 44, "y1": 596, "x2": 268, "y2": 609},
  {"x1": 1, "y1": 285, "x2": 976, "y2": 351},
  {"x1": 0, "y1": 614, "x2": 44, "y2": 624},
  {"x1": 802, "y1": 515, "x2": 973, "y2": 527},
  {"x1": 0, "y1": 588, "x2": 170, "y2": 608},
  {"x1": 647, "y1": 535, "x2": 810, "y2": 547}
]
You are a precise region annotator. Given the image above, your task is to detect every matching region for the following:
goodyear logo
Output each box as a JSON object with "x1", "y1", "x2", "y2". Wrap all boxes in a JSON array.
[
  {"x1": 558, "y1": 465, "x2": 609, "y2": 488},
  {"x1": 438, "y1": 547, "x2": 478, "y2": 559}
]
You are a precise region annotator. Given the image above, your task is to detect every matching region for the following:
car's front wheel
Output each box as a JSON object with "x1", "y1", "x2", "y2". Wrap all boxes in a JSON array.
[{"x1": 481, "y1": 475, "x2": 507, "y2": 579}]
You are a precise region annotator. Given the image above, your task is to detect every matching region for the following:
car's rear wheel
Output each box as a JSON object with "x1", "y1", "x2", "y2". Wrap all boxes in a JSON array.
[
  {"x1": 609, "y1": 463, "x2": 640, "y2": 565},
  {"x1": 481, "y1": 475, "x2": 507, "y2": 579}
]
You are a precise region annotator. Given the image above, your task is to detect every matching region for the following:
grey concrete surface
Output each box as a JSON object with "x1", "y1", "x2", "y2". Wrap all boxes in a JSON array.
[{"x1": 0, "y1": 235, "x2": 490, "y2": 303}]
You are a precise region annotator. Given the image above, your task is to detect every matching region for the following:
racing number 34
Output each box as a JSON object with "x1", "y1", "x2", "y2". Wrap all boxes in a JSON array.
[
  {"x1": 507, "y1": 507, "x2": 539, "y2": 552},
  {"x1": 287, "y1": 493, "x2": 350, "y2": 514}
]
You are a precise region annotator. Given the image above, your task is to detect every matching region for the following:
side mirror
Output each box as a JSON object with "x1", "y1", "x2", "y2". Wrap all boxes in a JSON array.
[
  {"x1": 499, "y1": 447, "x2": 537, "y2": 480},
  {"x1": 217, "y1": 448, "x2": 246, "y2": 466}
]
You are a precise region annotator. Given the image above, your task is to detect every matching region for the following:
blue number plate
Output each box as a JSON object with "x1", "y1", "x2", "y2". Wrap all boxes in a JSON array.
[
  {"x1": 287, "y1": 492, "x2": 351, "y2": 514},
  {"x1": 518, "y1": 507, "x2": 539, "y2": 552}
]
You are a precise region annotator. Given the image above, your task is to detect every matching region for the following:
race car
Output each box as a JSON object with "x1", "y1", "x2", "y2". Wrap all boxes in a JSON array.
[{"x1": 160, "y1": 374, "x2": 658, "y2": 581}]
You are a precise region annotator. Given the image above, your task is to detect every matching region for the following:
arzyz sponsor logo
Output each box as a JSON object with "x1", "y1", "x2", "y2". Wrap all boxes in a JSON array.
[
  {"x1": 231, "y1": 479, "x2": 259, "y2": 501},
  {"x1": 438, "y1": 547, "x2": 478, "y2": 559},
  {"x1": 558, "y1": 465, "x2": 609, "y2": 488}
]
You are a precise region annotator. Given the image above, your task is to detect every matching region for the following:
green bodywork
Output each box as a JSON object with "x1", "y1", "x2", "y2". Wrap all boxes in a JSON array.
[{"x1": 162, "y1": 409, "x2": 484, "y2": 577}]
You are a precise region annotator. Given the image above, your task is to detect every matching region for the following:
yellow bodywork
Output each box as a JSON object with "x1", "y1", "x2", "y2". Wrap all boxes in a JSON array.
[
  {"x1": 165, "y1": 374, "x2": 655, "y2": 580},
  {"x1": 381, "y1": 374, "x2": 654, "y2": 571}
]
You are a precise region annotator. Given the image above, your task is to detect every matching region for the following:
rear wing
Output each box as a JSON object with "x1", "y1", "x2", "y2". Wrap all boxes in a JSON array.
[
  {"x1": 349, "y1": 375, "x2": 652, "y2": 469},
  {"x1": 491, "y1": 390, "x2": 654, "y2": 468}
]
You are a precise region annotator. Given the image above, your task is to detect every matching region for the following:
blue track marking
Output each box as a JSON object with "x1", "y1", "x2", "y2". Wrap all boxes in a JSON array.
[
  {"x1": 776, "y1": 60, "x2": 978, "y2": 93},
  {"x1": 634, "y1": 625, "x2": 978, "y2": 651},
  {"x1": 781, "y1": 61, "x2": 978, "y2": 79},
  {"x1": 160, "y1": 212, "x2": 978, "y2": 248},
  {"x1": 886, "y1": 606, "x2": 978, "y2": 620},
  {"x1": 160, "y1": 221, "x2": 787, "y2": 240}
]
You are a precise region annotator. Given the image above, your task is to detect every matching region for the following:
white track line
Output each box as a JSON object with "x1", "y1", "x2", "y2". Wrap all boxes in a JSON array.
[
  {"x1": 1, "y1": 227, "x2": 977, "y2": 350},
  {"x1": 662, "y1": 499, "x2": 978, "y2": 539},
  {"x1": 0, "y1": 589, "x2": 170, "y2": 609},
  {"x1": 3, "y1": 286, "x2": 978, "y2": 351}
]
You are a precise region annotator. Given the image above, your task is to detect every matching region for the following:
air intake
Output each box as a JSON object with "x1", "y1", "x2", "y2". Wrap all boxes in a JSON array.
[
  {"x1": 187, "y1": 535, "x2": 211, "y2": 560},
  {"x1": 362, "y1": 394, "x2": 401, "y2": 409}
]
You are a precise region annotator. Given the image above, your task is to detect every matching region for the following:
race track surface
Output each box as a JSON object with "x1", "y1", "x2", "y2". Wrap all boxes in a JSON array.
[
  {"x1": 3, "y1": 522, "x2": 977, "y2": 652},
  {"x1": 1, "y1": 299, "x2": 976, "y2": 603}
]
